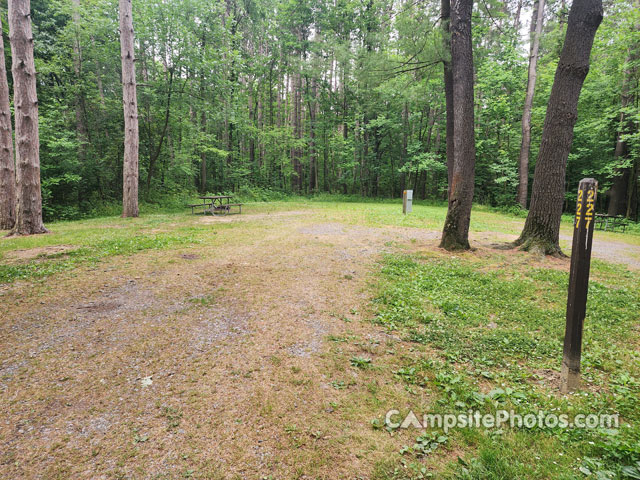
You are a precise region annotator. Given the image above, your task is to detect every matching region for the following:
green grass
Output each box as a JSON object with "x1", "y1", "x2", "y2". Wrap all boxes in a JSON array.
[
  {"x1": 0, "y1": 214, "x2": 211, "y2": 283},
  {"x1": 371, "y1": 251, "x2": 640, "y2": 479}
]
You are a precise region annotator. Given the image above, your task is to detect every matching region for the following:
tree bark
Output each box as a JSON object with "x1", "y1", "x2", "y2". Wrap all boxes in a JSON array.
[
  {"x1": 513, "y1": 0, "x2": 524, "y2": 32},
  {"x1": 516, "y1": 0, "x2": 603, "y2": 255},
  {"x1": 308, "y1": 78, "x2": 318, "y2": 192},
  {"x1": 0, "y1": 17, "x2": 15, "y2": 230},
  {"x1": 119, "y1": 0, "x2": 139, "y2": 217},
  {"x1": 71, "y1": 0, "x2": 88, "y2": 165},
  {"x1": 441, "y1": 0, "x2": 454, "y2": 193},
  {"x1": 9, "y1": 0, "x2": 47, "y2": 235},
  {"x1": 146, "y1": 68, "x2": 174, "y2": 198},
  {"x1": 517, "y1": 0, "x2": 545, "y2": 208},
  {"x1": 440, "y1": 0, "x2": 476, "y2": 251},
  {"x1": 200, "y1": 110, "x2": 207, "y2": 194},
  {"x1": 607, "y1": 0, "x2": 639, "y2": 217}
]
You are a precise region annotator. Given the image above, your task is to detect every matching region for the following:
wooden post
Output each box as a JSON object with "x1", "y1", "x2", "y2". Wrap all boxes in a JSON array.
[{"x1": 560, "y1": 178, "x2": 597, "y2": 393}]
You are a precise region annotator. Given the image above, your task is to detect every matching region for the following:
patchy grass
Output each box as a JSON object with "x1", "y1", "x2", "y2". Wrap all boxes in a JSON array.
[
  {"x1": 0, "y1": 200, "x2": 638, "y2": 479},
  {"x1": 370, "y1": 251, "x2": 640, "y2": 479}
]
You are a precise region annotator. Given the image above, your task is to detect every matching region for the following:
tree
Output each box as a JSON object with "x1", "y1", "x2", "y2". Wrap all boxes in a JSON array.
[
  {"x1": 607, "y1": 0, "x2": 639, "y2": 217},
  {"x1": 440, "y1": 0, "x2": 476, "y2": 251},
  {"x1": 0, "y1": 17, "x2": 15, "y2": 230},
  {"x1": 516, "y1": 0, "x2": 603, "y2": 255},
  {"x1": 71, "y1": 0, "x2": 88, "y2": 166},
  {"x1": 9, "y1": 0, "x2": 47, "y2": 235},
  {"x1": 516, "y1": 0, "x2": 545, "y2": 208},
  {"x1": 441, "y1": 0, "x2": 454, "y2": 193},
  {"x1": 119, "y1": 0, "x2": 139, "y2": 218}
]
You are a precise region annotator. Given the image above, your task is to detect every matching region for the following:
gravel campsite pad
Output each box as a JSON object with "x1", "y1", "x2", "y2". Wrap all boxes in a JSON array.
[{"x1": 1, "y1": 202, "x2": 639, "y2": 478}]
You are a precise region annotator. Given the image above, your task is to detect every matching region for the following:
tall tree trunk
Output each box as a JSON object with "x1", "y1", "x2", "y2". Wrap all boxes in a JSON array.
[
  {"x1": 71, "y1": 0, "x2": 88, "y2": 165},
  {"x1": 516, "y1": 0, "x2": 603, "y2": 255},
  {"x1": 513, "y1": 0, "x2": 524, "y2": 32},
  {"x1": 0, "y1": 17, "x2": 15, "y2": 230},
  {"x1": 146, "y1": 68, "x2": 174, "y2": 198},
  {"x1": 119, "y1": 0, "x2": 139, "y2": 217},
  {"x1": 9, "y1": 0, "x2": 47, "y2": 235},
  {"x1": 200, "y1": 110, "x2": 207, "y2": 194},
  {"x1": 441, "y1": 0, "x2": 454, "y2": 194},
  {"x1": 292, "y1": 68, "x2": 303, "y2": 191},
  {"x1": 608, "y1": 0, "x2": 639, "y2": 217},
  {"x1": 308, "y1": 78, "x2": 318, "y2": 192},
  {"x1": 440, "y1": 0, "x2": 476, "y2": 251},
  {"x1": 517, "y1": 0, "x2": 545, "y2": 208},
  {"x1": 627, "y1": 159, "x2": 638, "y2": 219}
]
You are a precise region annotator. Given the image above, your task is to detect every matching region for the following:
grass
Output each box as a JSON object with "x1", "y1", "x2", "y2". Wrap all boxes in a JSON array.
[
  {"x1": 370, "y1": 250, "x2": 640, "y2": 479},
  {"x1": 1, "y1": 199, "x2": 639, "y2": 479}
]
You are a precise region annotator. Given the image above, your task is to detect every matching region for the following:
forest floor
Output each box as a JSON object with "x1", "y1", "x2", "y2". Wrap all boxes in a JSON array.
[{"x1": 1, "y1": 201, "x2": 639, "y2": 479}]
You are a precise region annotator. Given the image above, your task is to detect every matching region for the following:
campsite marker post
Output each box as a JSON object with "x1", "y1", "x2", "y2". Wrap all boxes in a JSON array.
[
  {"x1": 403, "y1": 190, "x2": 413, "y2": 214},
  {"x1": 560, "y1": 178, "x2": 598, "y2": 394}
]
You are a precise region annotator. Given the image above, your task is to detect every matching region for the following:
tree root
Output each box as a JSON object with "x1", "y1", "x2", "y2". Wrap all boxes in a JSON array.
[
  {"x1": 439, "y1": 234, "x2": 471, "y2": 251},
  {"x1": 515, "y1": 235, "x2": 566, "y2": 258}
]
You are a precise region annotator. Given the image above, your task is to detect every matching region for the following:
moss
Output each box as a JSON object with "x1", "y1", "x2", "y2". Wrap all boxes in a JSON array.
[{"x1": 515, "y1": 232, "x2": 567, "y2": 258}]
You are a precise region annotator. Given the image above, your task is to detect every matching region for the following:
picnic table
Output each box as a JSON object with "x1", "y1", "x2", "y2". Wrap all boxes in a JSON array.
[
  {"x1": 594, "y1": 213, "x2": 628, "y2": 232},
  {"x1": 188, "y1": 195, "x2": 243, "y2": 215}
]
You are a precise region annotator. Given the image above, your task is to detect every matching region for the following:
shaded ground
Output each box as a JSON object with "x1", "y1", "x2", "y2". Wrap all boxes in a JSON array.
[{"x1": 0, "y1": 204, "x2": 638, "y2": 479}]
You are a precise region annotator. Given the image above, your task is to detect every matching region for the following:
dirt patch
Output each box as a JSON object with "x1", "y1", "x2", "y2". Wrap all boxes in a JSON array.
[
  {"x1": 473, "y1": 231, "x2": 640, "y2": 270},
  {"x1": 0, "y1": 207, "x2": 637, "y2": 479},
  {"x1": 199, "y1": 209, "x2": 308, "y2": 223},
  {"x1": 532, "y1": 368, "x2": 561, "y2": 391},
  {"x1": 4, "y1": 244, "x2": 77, "y2": 262},
  {"x1": 531, "y1": 368, "x2": 608, "y2": 396},
  {"x1": 560, "y1": 233, "x2": 640, "y2": 269},
  {"x1": 190, "y1": 307, "x2": 250, "y2": 354},
  {"x1": 299, "y1": 223, "x2": 346, "y2": 236},
  {"x1": 76, "y1": 300, "x2": 122, "y2": 314}
]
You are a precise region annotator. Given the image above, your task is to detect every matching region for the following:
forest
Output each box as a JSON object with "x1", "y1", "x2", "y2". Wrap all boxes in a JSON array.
[{"x1": 0, "y1": 0, "x2": 637, "y2": 223}]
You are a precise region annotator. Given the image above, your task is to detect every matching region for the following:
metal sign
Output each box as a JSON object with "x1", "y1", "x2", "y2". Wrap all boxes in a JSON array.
[{"x1": 403, "y1": 190, "x2": 413, "y2": 214}]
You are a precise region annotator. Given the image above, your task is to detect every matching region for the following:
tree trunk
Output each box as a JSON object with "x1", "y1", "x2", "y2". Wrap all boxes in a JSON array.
[
  {"x1": 608, "y1": 0, "x2": 639, "y2": 217},
  {"x1": 119, "y1": 0, "x2": 139, "y2": 217},
  {"x1": 440, "y1": 0, "x2": 476, "y2": 251},
  {"x1": 146, "y1": 68, "x2": 174, "y2": 198},
  {"x1": 200, "y1": 110, "x2": 207, "y2": 194},
  {"x1": 9, "y1": 0, "x2": 47, "y2": 235},
  {"x1": 513, "y1": 0, "x2": 524, "y2": 32},
  {"x1": 0, "y1": 17, "x2": 15, "y2": 230},
  {"x1": 516, "y1": 0, "x2": 603, "y2": 255},
  {"x1": 71, "y1": 0, "x2": 88, "y2": 166},
  {"x1": 292, "y1": 69, "x2": 303, "y2": 191},
  {"x1": 309, "y1": 78, "x2": 318, "y2": 192},
  {"x1": 517, "y1": 0, "x2": 545, "y2": 208},
  {"x1": 627, "y1": 160, "x2": 638, "y2": 220},
  {"x1": 442, "y1": 0, "x2": 454, "y2": 194}
]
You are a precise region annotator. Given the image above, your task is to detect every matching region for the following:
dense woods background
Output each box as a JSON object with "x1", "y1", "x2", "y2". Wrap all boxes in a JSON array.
[{"x1": 5, "y1": 0, "x2": 638, "y2": 221}]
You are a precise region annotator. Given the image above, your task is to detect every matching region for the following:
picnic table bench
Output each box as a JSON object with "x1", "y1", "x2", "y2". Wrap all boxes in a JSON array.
[
  {"x1": 594, "y1": 213, "x2": 628, "y2": 232},
  {"x1": 188, "y1": 195, "x2": 243, "y2": 215}
]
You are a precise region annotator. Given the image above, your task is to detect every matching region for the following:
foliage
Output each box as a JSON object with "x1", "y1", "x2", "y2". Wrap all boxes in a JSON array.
[{"x1": 10, "y1": 0, "x2": 638, "y2": 221}]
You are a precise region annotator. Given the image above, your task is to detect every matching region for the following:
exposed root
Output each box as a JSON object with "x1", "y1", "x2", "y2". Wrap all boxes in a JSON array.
[
  {"x1": 516, "y1": 235, "x2": 566, "y2": 258},
  {"x1": 6, "y1": 226, "x2": 49, "y2": 238},
  {"x1": 439, "y1": 233, "x2": 471, "y2": 251},
  {"x1": 489, "y1": 241, "x2": 519, "y2": 251}
]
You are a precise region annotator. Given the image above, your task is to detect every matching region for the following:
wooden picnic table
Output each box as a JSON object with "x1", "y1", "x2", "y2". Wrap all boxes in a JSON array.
[
  {"x1": 594, "y1": 213, "x2": 628, "y2": 232},
  {"x1": 189, "y1": 195, "x2": 243, "y2": 215}
]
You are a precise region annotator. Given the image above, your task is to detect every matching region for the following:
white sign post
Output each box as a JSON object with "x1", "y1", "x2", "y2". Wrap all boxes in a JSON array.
[{"x1": 403, "y1": 190, "x2": 413, "y2": 214}]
